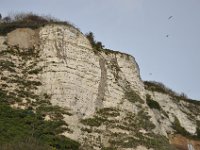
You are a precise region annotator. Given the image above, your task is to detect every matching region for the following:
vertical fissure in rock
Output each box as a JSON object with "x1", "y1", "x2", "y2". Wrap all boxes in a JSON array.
[
  {"x1": 55, "y1": 31, "x2": 68, "y2": 65},
  {"x1": 110, "y1": 54, "x2": 121, "y2": 82},
  {"x1": 110, "y1": 55, "x2": 143, "y2": 103},
  {"x1": 95, "y1": 56, "x2": 107, "y2": 109},
  {"x1": 110, "y1": 54, "x2": 128, "y2": 90}
]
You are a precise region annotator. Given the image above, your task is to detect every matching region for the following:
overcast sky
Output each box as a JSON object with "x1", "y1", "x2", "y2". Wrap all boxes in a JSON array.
[{"x1": 1, "y1": 0, "x2": 200, "y2": 100}]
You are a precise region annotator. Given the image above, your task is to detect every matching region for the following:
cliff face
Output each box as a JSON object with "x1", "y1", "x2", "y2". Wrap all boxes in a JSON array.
[
  {"x1": 37, "y1": 25, "x2": 145, "y2": 116},
  {"x1": 0, "y1": 24, "x2": 200, "y2": 150}
]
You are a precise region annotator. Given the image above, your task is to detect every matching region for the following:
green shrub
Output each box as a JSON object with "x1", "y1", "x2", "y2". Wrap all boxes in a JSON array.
[
  {"x1": 28, "y1": 68, "x2": 43, "y2": 74},
  {"x1": 172, "y1": 116, "x2": 190, "y2": 136},
  {"x1": 0, "y1": 104, "x2": 80, "y2": 149},
  {"x1": 0, "y1": 89, "x2": 7, "y2": 101},
  {"x1": 196, "y1": 121, "x2": 200, "y2": 138},
  {"x1": 0, "y1": 137, "x2": 53, "y2": 150},
  {"x1": 81, "y1": 116, "x2": 107, "y2": 127},
  {"x1": 8, "y1": 78, "x2": 42, "y2": 87},
  {"x1": 136, "y1": 110, "x2": 156, "y2": 131},
  {"x1": 36, "y1": 104, "x2": 71, "y2": 120},
  {"x1": 124, "y1": 89, "x2": 143, "y2": 104},
  {"x1": 0, "y1": 60, "x2": 16, "y2": 72},
  {"x1": 0, "y1": 89, "x2": 17, "y2": 103},
  {"x1": 81, "y1": 128, "x2": 92, "y2": 133},
  {"x1": 108, "y1": 132, "x2": 175, "y2": 150},
  {"x1": 97, "y1": 108, "x2": 120, "y2": 117},
  {"x1": 85, "y1": 32, "x2": 104, "y2": 51},
  {"x1": 0, "y1": 137, "x2": 51, "y2": 150},
  {"x1": 146, "y1": 94, "x2": 161, "y2": 110}
]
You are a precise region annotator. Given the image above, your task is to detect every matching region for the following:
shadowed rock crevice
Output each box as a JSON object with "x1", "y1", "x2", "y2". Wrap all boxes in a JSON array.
[
  {"x1": 95, "y1": 56, "x2": 107, "y2": 110},
  {"x1": 109, "y1": 55, "x2": 121, "y2": 81},
  {"x1": 109, "y1": 54, "x2": 144, "y2": 104},
  {"x1": 54, "y1": 31, "x2": 68, "y2": 64}
]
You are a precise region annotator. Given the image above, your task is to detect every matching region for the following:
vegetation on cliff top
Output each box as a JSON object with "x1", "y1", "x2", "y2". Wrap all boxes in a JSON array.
[
  {"x1": 144, "y1": 81, "x2": 200, "y2": 104},
  {"x1": 0, "y1": 13, "x2": 78, "y2": 36},
  {"x1": 0, "y1": 13, "x2": 132, "y2": 58},
  {"x1": 85, "y1": 31, "x2": 133, "y2": 57}
]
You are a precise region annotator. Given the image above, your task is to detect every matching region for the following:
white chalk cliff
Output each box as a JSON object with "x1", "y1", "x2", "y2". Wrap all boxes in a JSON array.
[{"x1": 0, "y1": 24, "x2": 200, "y2": 150}]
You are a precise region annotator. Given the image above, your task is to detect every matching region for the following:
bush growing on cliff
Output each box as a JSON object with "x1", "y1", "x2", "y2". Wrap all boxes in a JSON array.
[
  {"x1": 196, "y1": 121, "x2": 200, "y2": 138},
  {"x1": 146, "y1": 94, "x2": 161, "y2": 110},
  {"x1": 85, "y1": 32, "x2": 104, "y2": 51},
  {"x1": 0, "y1": 60, "x2": 16, "y2": 72},
  {"x1": 81, "y1": 116, "x2": 107, "y2": 127},
  {"x1": 124, "y1": 89, "x2": 144, "y2": 104}
]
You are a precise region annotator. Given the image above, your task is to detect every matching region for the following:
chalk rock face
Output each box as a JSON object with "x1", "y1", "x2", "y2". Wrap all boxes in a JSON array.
[
  {"x1": 37, "y1": 25, "x2": 145, "y2": 118},
  {"x1": 146, "y1": 90, "x2": 200, "y2": 136},
  {"x1": 7, "y1": 28, "x2": 39, "y2": 49}
]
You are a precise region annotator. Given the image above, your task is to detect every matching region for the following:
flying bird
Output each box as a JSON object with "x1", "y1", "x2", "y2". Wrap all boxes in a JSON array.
[
  {"x1": 168, "y1": 16, "x2": 173, "y2": 20},
  {"x1": 166, "y1": 35, "x2": 169, "y2": 37}
]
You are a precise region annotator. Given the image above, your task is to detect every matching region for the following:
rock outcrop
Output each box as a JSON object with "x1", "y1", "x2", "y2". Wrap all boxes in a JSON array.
[{"x1": 7, "y1": 28, "x2": 39, "y2": 49}]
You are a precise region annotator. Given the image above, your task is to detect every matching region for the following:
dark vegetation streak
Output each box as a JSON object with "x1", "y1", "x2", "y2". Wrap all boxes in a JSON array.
[{"x1": 146, "y1": 94, "x2": 161, "y2": 110}]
